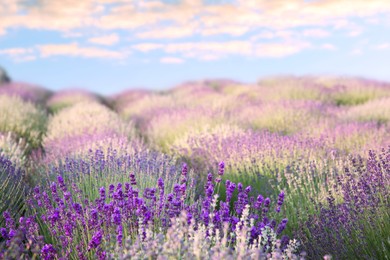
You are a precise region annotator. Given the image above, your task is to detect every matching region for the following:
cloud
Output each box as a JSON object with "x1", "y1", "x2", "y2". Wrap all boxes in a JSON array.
[
  {"x1": 133, "y1": 40, "x2": 311, "y2": 60},
  {"x1": 163, "y1": 41, "x2": 253, "y2": 59},
  {"x1": 253, "y1": 41, "x2": 311, "y2": 58},
  {"x1": 0, "y1": 47, "x2": 34, "y2": 57},
  {"x1": 302, "y1": 29, "x2": 330, "y2": 38},
  {"x1": 1, "y1": 0, "x2": 390, "y2": 62},
  {"x1": 321, "y1": 43, "x2": 337, "y2": 50},
  {"x1": 0, "y1": 47, "x2": 36, "y2": 62},
  {"x1": 350, "y1": 48, "x2": 363, "y2": 55},
  {"x1": 132, "y1": 43, "x2": 164, "y2": 52},
  {"x1": 1, "y1": 0, "x2": 389, "y2": 35},
  {"x1": 160, "y1": 57, "x2": 184, "y2": 64},
  {"x1": 88, "y1": 33, "x2": 120, "y2": 45},
  {"x1": 37, "y1": 42, "x2": 126, "y2": 59},
  {"x1": 374, "y1": 43, "x2": 390, "y2": 50},
  {"x1": 135, "y1": 25, "x2": 196, "y2": 39},
  {"x1": 348, "y1": 29, "x2": 363, "y2": 37}
]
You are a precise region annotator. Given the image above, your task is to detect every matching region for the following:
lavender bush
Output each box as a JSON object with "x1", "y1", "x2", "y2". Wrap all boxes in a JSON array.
[
  {"x1": 1, "y1": 76, "x2": 389, "y2": 259},
  {"x1": 1, "y1": 158, "x2": 297, "y2": 259},
  {"x1": 296, "y1": 148, "x2": 390, "y2": 259},
  {"x1": 0, "y1": 82, "x2": 51, "y2": 104},
  {"x1": 0, "y1": 95, "x2": 47, "y2": 150},
  {"x1": 0, "y1": 132, "x2": 28, "y2": 167},
  {"x1": 46, "y1": 89, "x2": 104, "y2": 113},
  {"x1": 0, "y1": 155, "x2": 27, "y2": 228}
]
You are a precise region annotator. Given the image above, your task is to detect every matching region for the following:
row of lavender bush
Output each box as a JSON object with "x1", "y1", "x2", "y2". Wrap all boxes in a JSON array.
[{"x1": 0, "y1": 77, "x2": 389, "y2": 259}]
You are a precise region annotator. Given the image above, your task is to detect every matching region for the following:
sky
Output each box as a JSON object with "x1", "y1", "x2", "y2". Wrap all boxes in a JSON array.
[{"x1": 1, "y1": 0, "x2": 390, "y2": 95}]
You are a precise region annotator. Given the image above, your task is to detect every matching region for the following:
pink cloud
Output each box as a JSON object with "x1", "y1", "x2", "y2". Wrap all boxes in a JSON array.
[{"x1": 88, "y1": 33, "x2": 120, "y2": 45}]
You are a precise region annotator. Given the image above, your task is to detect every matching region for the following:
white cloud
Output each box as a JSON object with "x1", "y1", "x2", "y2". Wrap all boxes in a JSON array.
[
  {"x1": 348, "y1": 29, "x2": 363, "y2": 37},
  {"x1": 321, "y1": 43, "x2": 337, "y2": 50},
  {"x1": 0, "y1": 47, "x2": 34, "y2": 56},
  {"x1": 136, "y1": 25, "x2": 196, "y2": 39},
  {"x1": 374, "y1": 43, "x2": 390, "y2": 50},
  {"x1": 37, "y1": 42, "x2": 126, "y2": 59},
  {"x1": 133, "y1": 40, "x2": 311, "y2": 60},
  {"x1": 350, "y1": 48, "x2": 363, "y2": 55},
  {"x1": 160, "y1": 57, "x2": 184, "y2": 64},
  {"x1": 253, "y1": 41, "x2": 311, "y2": 58},
  {"x1": 0, "y1": 47, "x2": 36, "y2": 62},
  {"x1": 132, "y1": 43, "x2": 164, "y2": 52},
  {"x1": 88, "y1": 33, "x2": 120, "y2": 45},
  {"x1": 302, "y1": 29, "x2": 330, "y2": 38}
]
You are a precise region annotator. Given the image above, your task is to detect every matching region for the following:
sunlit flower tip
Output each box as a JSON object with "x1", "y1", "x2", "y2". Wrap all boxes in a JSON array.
[
  {"x1": 245, "y1": 186, "x2": 251, "y2": 193},
  {"x1": 237, "y1": 183, "x2": 243, "y2": 192},
  {"x1": 207, "y1": 173, "x2": 213, "y2": 182}
]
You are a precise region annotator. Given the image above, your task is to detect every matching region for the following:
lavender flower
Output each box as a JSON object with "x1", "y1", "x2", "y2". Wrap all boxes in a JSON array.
[{"x1": 41, "y1": 244, "x2": 56, "y2": 260}]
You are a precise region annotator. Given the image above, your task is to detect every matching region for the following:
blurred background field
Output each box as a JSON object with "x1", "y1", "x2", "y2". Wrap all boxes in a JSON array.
[{"x1": 0, "y1": 74, "x2": 389, "y2": 259}]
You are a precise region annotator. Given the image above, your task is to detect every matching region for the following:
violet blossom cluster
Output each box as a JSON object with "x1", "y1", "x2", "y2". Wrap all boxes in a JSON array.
[
  {"x1": 297, "y1": 148, "x2": 390, "y2": 259},
  {"x1": 1, "y1": 160, "x2": 292, "y2": 259}
]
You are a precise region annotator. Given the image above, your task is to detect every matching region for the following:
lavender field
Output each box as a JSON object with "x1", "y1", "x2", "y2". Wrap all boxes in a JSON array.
[{"x1": 0, "y1": 76, "x2": 389, "y2": 259}]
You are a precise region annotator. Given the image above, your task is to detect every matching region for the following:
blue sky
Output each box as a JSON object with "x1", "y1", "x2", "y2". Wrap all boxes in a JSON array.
[{"x1": 1, "y1": 0, "x2": 390, "y2": 94}]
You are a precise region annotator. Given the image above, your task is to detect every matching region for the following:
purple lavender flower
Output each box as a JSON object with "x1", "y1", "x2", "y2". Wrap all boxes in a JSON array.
[
  {"x1": 237, "y1": 183, "x2": 243, "y2": 192},
  {"x1": 218, "y1": 161, "x2": 225, "y2": 176},
  {"x1": 112, "y1": 207, "x2": 121, "y2": 225},
  {"x1": 130, "y1": 173, "x2": 137, "y2": 185},
  {"x1": 99, "y1": 187, "x2": 106, "y2": 201},
  {"x1": 50, "y1": 182, "x2": 57, "y2": 194},
  {"x1": 276, "y1": 218, "x2": 288, "y2": 234},
  {"x1": 0, "y1": 227, "x2": 8, "y2": 239},
  {"x1": 207, "y1": 173, "x2": 213, "y2": 182},
  {"x1": 3, "y1": 211, "x2": 14, "y2": 229},
  {"x1": 88, "y1": 230, "x2": 103, "y2": 251},
  {"x1": 41, "y1": 244, "x2": 56, "y2": 260},
  {"x1": 181, "y1": 163, "x2": 188, "y2": 177},
  {"x1": 116, "y1": 225, "x2": 123, "y2": 247}
]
